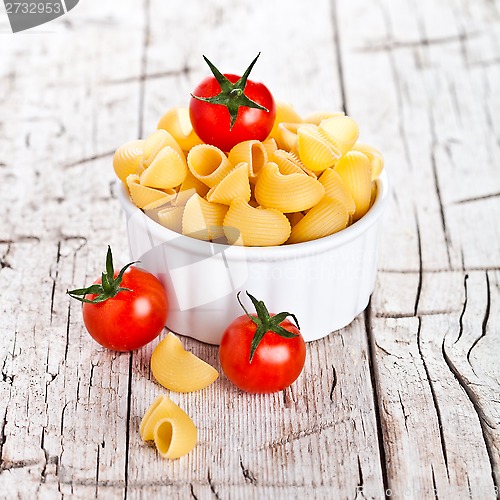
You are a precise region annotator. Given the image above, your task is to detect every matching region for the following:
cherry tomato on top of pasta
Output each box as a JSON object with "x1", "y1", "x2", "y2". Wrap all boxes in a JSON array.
[
  {"x1": 219, "y1": 292, "x2": 306, "y2": 394},
  {"x1": 189, "y1": 53, "x2": 276, "y2": 152},
  {"x1": 67, "y1": 247, "x2": 168, "y2": 352}
]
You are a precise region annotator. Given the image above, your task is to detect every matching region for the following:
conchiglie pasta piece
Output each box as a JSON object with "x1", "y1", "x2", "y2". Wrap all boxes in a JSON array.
[
  {"x1": 126, "y1": 174, "x2": 172, "y2": 209},
  {"x1": 113, "y1": 140, "x2": 145, "y2": 183},
  {"x1": 140, "y1": 394, "x2": 197, "y2": 459},
  {"x1": 179, "y1": 170, "x2": 210, "y2": 198},
  {"x1": 187, "y1": 144, "x2": 233, "y2": 188},
  {"x1": 158, "y1": 205, "x2": 184, "y2": 233},
  {"x1": 304, "y1": 111, "x2": 344, "y2": 126},
  {"x1": 206, "y1": 163, "x2": 251, "y2": 205},
  {"x1": 140, "y1": 146, "x2": 188, "y2": 189},
  {"x1": 182, "y1": 193, "x2": 228, "y2": 241},
  {"x1": 224, "y1": 197, "x2": 291, "y2": 246},
  {"x1": 297, "y1": 124, "x2": 340, "y2": 172},
  {"x1": 262, "y1": 137, "x2": 278, "y2": 156},
  {"x1": 319, "y1": 116, "x2": 359, "y2": 157},
  {"x1": 228, "y1": 140, "x2": 267, "y2": 180},
  {"x1": 142, "y1": 129, "x2": 184, "y2": 168},
  {"x1": 286, "y1": 211, "x2": 305, "y2": 228},
  {"x1": 270, "y1": 101, "x2": 303, "y2": 138},
  {"x1": 157, "y1": 107, "x2": 202, "y2": 151},
  {"x1": 274, "y1": 122, "x2": 300, "y2": 152},
  {"x1": 151, "y1": 333, "x2": 219, "y2": 392},
  {"x1": 287, "y1": 197, "x2": 349, "y2": 244},
  {"x1": 334, "y1": 151, "x2": 372, "y2": 221},
  {"x1": 318, "y1": 168, "x2": 356, "y2": 214},
  {"x1": 352, "y1": 143, "x2": 384, "y2": 180},
  {"x1": 255, "y1": 162, "x2": 324, "y2": 212},
  {"x1": 270, "y1": 149, "x2": 317, "y2": 178}
]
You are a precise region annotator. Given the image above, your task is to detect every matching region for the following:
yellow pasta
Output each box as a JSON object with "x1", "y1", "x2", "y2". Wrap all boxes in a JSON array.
[
  {"x1": 140, "y1": 394, "x2": 197, "y2": 459},
  {"x1": 127, "y1": 174, "x2": 174, "y2": 209},
  {"x1": 262, "y1": 137, "x2": 278, "y2": 156},
  {"x1": 187, "y1": 144, "x2": 234, "y2": 188},
  {"x1": 206, "y1": 162, "x2": 251, "y2": 205},
  {"x1": 158, "y1": 205, "x2": 184, "y2": 233},
  {"x1": 182, "y1": 193, "x2": 228, "y2": 241},
  {"x1": 274, "y1": 122, "x2": 300, "y2": 152},
  {"x1": 228, "y1": 140, "x2": 267, "y2": 180},
  {"x1": 142, "y1": 129, "x2": 184, "y2": 168},
  {"x1": 157, "y1": 107, "x2": 202, "y2": 151},
  {"x1": 179, "y1": 170, "x2": 210, "y2": 198},
  {"x1": 352, "y1": 143, "x2": 384, "y2": 180},
  {"x1": 270, "y1": 149, "x2": 317, "y2": 178},
  {"x1": 318, "y1": 168, "x2": 356, "y2": 214},
  {"x1": 224, "y1": 197, "x2": 291, "y2": 246},
  {"x1": 255, "y1": 162, "x2": 324, "y2": 212},
  {"x1": 113, "y1": 139, "x2": 145, "y2": 183},
  {"x1": 287, "y1": 197, "x2": 349, "y2": 244},
  {"x1": 319, "y1": 115, "x2": 359, "y2": 157},
  {"x1": 140, "y1": 146, "x2": 187, "y2": 189},
  {"x1": 297, "y1": 124, "x2": 340, "y2": 172},
  {"x1": 151, "y1": 332, "x2": 219, "y2": 392},
  {"x1": 269, "y1": 101, "x2": 303, "y2": 138},
  {"x1": 304, "y1": 111, "x2": 344, "y2": 125},
  {"x1": 334, "y1": 151, "x2": 372, "y2": 221}
]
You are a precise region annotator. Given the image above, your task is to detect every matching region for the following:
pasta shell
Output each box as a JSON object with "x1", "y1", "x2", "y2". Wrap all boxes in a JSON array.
[
  {"x1": 182, "y1": 193, "x2": 228, "y2": 241},
  {"x1": 206, "y1": 163, "x2": 251, "y2": 205},
  {"x1": 297, "y1": 124, "x2": 340, "y2": 172},
  {"x1": 228, "y1": 141, "x2": 267, "y2": 181},
  {"x1": 274, "y1": 122, "x2": 301, "y2": 152},
  {"x1": 187, "y1": 144, "x2": 233, "y2": 188},
  {"x1": 140, "y1": 146, "x2": 188, "y2": 189},
  {"x1": 157, "y1": 107, "x2": 202, "y2": 151},
  {"x1": 224, "y1": 197, "x2": 291, "y2": 246},
  {"x1": 271, "y1": 149, "x2": 317, "y2": 178},
  {"x1": 286, "y1": 211, "x2": 305, "y2": 228},
  {"x1": 269, "y1": 101, "x2": 303, "y2": 138},
  {"x1": 287, "y1": 197, "x2": 349, "y2": 244},
  {"x1": 352, "y1": 143, "x2": 384, "y2": 180},
  {"x1": 255, "y1": 162, "x2": 325, "y2": 213},
  {"x1": 113, "y1": 140, "x2": 145, "y2": 183},
  {"x1": 126, "y1": 174, "x2": 172, "y2": 209},
  {"x1": 334, "y1": 151, "x2": 372, "y2": 221},
  {"x1": 140, "y1": 394, "x2": 197, "y2": 459},
  {"x1": 142, "y1": 129, "x2": 184, "y2": 168},
  {"x1": 319, "y1": 116, "x2": 359, "y2": 157},
  {"x1": 318, "y1": 168, "x2": 356, "y2": 214},
  {"x1": 304, "y1": 111, "x2": 345, "y2": 125},
  {"x1": 179, "y1": 170, "x2": 210, "y2": 198},
  {"x1": 151, "y1": 333, "x2": 219, "y2": 392},
  {"x1": 158, "y1": 205, "x2": 184, "y2": 233},
  {"x1": 262, "y1": 137, "x2": 278, "y2": 156}
]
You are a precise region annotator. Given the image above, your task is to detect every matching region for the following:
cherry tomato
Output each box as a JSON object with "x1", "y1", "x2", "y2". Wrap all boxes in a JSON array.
[
  {"x1": 67, "y1": 247, "x2": 168, "y2": 351},
  {"x1": 189, "y1": 53, "x2": 276, "y2": 152},
  {"x1": 219, "y1": 292, "x2": 306, "y2": 394}
]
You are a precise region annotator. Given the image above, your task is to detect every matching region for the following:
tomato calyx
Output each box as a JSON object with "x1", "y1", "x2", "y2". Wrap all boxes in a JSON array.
[
  {"x1": 237, "y1": 291, "x2": 300, "y2": 362},
  {"x1": 191, "y1": 53, "x2": 269, "y2": 129},
  {"x1": 67, "y1": 246, "x2": 138, "y2": 304}
]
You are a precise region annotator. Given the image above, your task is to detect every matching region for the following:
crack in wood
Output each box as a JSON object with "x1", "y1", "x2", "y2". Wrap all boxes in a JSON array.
[
  {"x1": 123, "y1": 352, "x2": 134, "y2": 500},
  {"x1": 207, "y1": 469, "x2": 221, "y2": 500},
  {"x1": 63, "y1": 151, "x2": 115, "y2": 169},
  {"x1": 50, "y1": 241, "x2": 62, "y2": 324},
  {"x1": 414, "y1": 211, "x2": 423, "y2": 316},
  {"x1": 104, "y1": 64, "x2": 194, "y2": 86},
  {"x1": 239, "y1": 456, "x2": 257, "y2": 485},
  {"x1": 190, "y1": 483, "x2": 199, "y2": 499},
  {"x1": 329, "y1": 364, "x2": 337, "y2": 401},
  {"x1": 364, "y1": 305, "x2": 390, "y2": 497},
  {"x1": 329, "y1": 0, "x2": 348, "y2": 115},
  {"x1": 137, "y1": 0, "x2": 152, "y2": 140},
  {"x1": 416, "y1": 317, "x2": 449, "y2": 478},
  {"x1": 466, "y1": 272, "x2": 491, "y2": 377},
  {"x1": 453, "y1": 191, "x2": 500, "y2": 205}
]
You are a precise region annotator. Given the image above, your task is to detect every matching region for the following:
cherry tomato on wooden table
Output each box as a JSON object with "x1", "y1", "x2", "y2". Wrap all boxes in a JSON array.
[
  {"x1": 189, "y1": 53, "x2": 276, "y2": 152},
  {"x1": 219, "y1": 292, "x2": 306, "y2": 394},
  {"x1": 67, "y1": 247, "x2": 168, "y2": 351}
]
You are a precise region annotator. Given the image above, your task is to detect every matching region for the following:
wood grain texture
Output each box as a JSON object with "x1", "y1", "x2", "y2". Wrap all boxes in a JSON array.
[{"x1": 0, "y1": 0, "x2": 499, "y2": 498}]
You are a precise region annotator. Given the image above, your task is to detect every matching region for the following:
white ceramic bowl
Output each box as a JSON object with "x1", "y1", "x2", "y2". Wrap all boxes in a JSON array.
[{"x1": 118, "y1": 170, "x2": 389, "y2": 344}]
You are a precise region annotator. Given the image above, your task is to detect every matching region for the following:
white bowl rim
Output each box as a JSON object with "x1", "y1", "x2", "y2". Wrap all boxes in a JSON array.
[{"x1": 118, "y1": 169, "x2": 389, "y2": 260}]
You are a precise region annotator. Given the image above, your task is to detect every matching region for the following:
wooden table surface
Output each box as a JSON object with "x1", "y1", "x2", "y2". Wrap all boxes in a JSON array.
[{"x1": 1, "y1": 0, "x2": 499, "y2": 498}]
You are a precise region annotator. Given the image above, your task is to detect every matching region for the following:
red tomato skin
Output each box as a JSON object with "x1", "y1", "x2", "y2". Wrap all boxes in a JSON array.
[
  {"x1": 189, "y1": 74, "x2": 276, "y2": 152},
  {"x1": 82, "y1": 268, "x2": 168, "y2": 352},
  {"x1": 219, "y1": 314, "x2": 306, "y2": 394}
]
